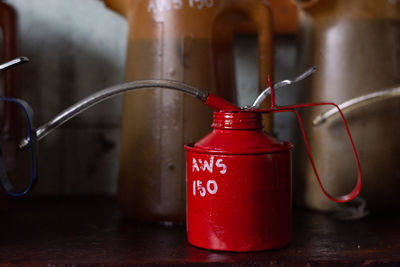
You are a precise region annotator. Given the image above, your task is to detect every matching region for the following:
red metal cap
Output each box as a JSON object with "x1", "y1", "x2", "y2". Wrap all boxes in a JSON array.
[
  {"x1": 186, "y1": 111, "x2": 293, "y2": 155},
  {"x1": 211, "y1": 111, "x2": 263, "y2": 130}
]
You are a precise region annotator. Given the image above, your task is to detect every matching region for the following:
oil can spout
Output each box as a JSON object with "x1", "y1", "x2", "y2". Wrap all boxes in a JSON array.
[
  {"x1": 248, "y1": 66, "x2": 316, "y2": 110},
  {"x1": 313, "y1": 85, "x2": 400, "y2": 126},
  {"x1": 18, "y1": 80, "x2": 238, "y2": 150}
]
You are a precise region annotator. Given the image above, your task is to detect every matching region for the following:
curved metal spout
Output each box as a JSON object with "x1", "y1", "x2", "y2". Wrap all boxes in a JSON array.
[
  {"x1": 313, "y1": 85, "x2": 400, "y2": 126},
  {"x1": 248, "y1": 66, "x2": 316, "y2": 110},
  {"x1": 19, "y1": 80, "x2": 210, "y2": 149}
]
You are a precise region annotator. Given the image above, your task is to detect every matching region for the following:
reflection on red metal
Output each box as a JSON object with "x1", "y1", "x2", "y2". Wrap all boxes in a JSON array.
[{"x1": 185, "y1": 76, "x2": 362, "y2": 252}]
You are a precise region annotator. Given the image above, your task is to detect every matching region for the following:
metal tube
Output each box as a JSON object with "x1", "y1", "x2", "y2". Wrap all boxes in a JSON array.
[
  {"x1": 0, "y1": 56, "x2": 29, "y2": 71},
  {"x1": 313, "y1": 85, "x2": 400, "y2": 126},
  {"x1": 19, "y1": 80, "x2": 208, "y2": 149}
]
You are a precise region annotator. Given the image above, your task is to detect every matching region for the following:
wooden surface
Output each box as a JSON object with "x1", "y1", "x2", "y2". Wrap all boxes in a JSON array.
[{"x1": 0, "y1": 197, "x2": 398, "y2": 266}]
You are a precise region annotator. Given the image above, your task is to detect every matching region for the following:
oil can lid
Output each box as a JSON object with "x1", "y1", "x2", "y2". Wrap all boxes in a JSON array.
[{"x1": 211, "y1": 111, "x2": 263, "y2": 130}]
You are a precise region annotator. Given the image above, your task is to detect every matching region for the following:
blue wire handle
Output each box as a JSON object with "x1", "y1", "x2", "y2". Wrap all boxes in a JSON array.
[{"x1": 0, "y1": 96, "x2": 38, "y2": 196}]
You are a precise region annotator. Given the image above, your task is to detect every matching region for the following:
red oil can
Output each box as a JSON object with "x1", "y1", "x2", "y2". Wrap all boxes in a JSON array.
[
  {"x1": 185, "y1": 74, "x2": 362, "y2": 252},
  {"x1": 185, "y1": 111, "x2": 293, "y2": 252}
]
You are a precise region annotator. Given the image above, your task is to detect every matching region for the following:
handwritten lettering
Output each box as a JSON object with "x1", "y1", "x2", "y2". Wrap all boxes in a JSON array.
[
  {"x1": 147, "y1": 0, "x2": 214, "y2": 13},
  {"x1": 193, "y1": 179, "x2": 218, "y2": 196},
  {"x1": 192, "y1": 156, "x2": 227, "y2": 174},
  {"x1": 215, "y1": 159, "x2": 226, "y2": 174}
]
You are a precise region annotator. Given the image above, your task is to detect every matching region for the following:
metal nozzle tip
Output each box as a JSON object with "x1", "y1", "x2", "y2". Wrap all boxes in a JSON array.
[
  {"x1": 18, "y1": 138, "x2": 30, "y2": 150},
  {"x1": 19, "y1": 56, "x2": 30, "y2": 63},
  {"x1": 313, "y1": 115, "x2": 325, "y2": 126}
]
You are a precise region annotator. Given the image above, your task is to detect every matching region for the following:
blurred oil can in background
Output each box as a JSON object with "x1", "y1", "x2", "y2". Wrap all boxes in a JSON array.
[
  {"x1": 296, "y1": 0, "x2": 400, "y2": 213},
  {"x1": 105, "y1": 0, "x2": 273, "y2": 223}
]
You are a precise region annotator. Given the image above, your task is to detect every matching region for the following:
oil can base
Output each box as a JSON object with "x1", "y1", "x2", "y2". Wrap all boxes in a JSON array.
[{"x1": 187, "y1": 236, "x2": 291, "y2": 252}]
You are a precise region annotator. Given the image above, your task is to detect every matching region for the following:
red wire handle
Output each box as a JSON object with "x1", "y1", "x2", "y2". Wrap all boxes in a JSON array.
[{"x1": 257, "y1": 76, "x2": 362, "y2": 203}]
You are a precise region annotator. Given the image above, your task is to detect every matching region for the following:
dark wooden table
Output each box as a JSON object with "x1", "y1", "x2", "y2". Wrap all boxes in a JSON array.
[{"x1": 0, "y1": 197, "x2": 398, "y2": 266}]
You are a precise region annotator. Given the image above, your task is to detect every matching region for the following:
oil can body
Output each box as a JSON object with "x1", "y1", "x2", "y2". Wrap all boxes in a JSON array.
[{"x1": 185, "y1": 111, "x2": 292, "y2": 252}]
